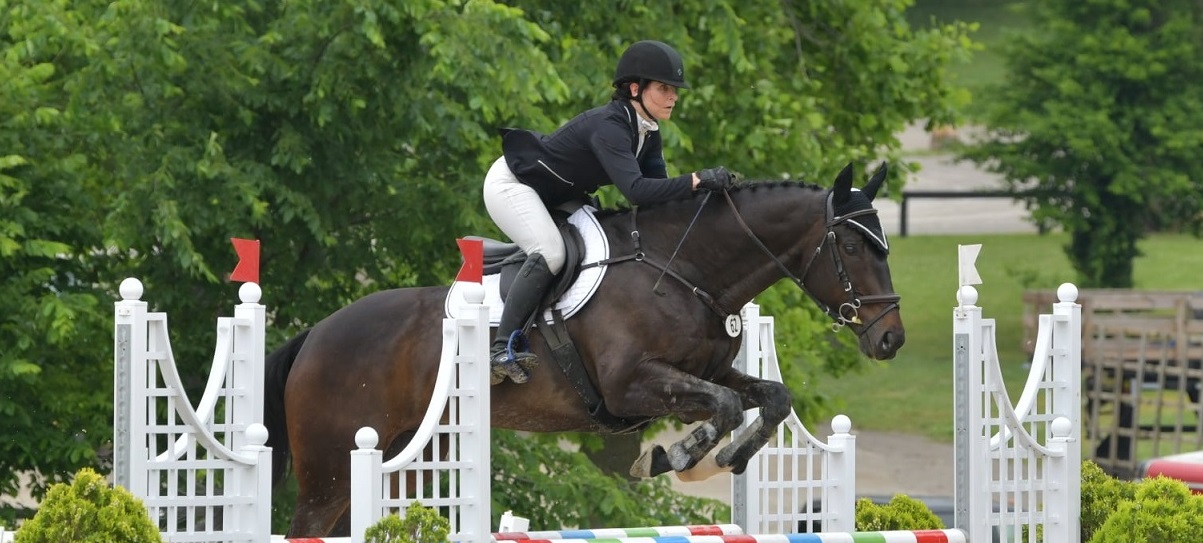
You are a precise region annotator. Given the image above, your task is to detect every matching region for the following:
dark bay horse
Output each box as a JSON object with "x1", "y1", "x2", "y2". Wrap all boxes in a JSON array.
[{"x1": 264, "y1": 163, "x2": 904, "y2": 536}]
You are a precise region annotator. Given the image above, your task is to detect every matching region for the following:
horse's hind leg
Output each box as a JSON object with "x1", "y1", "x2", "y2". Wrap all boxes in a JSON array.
[
  {"x1": 711, "y1": 372, "x2": 793, "y2": 474},
  {"x1": 287, "y1": 493, "x2": 349, "y2": 537}
]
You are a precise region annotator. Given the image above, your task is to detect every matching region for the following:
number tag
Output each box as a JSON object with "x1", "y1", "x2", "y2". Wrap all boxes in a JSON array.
[{"x1": 724, "y1": 314, "x2": 742, "y2": 338}]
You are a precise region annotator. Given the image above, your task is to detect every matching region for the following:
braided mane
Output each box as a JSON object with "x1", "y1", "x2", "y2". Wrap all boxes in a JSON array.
[{"x1": 593, "y1": 179, "x2": 826, "y2": 218}]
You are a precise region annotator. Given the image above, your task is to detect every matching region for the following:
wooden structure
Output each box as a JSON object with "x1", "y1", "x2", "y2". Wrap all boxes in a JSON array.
[{"x1": 1023, "y1": 289, "x2": 1203, "y2": 478}]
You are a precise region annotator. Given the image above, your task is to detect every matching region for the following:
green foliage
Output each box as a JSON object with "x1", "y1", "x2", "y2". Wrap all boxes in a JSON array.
[
  {"x1": 13, "y1": 468, "x2": 161, "y2": 543},
  {"x1": 961, "y1": 0, "x2": 1203, "y2": 287},
  {"x1": 0, "y1": 0, "x2": 112, "y2": 512},
  {"x1": 363, "y1": 502, "x2": 450, "y2": 543},
  {"x1": 491, "y1": 430, "x2": 728, "y2": 528},
  {"x1": 1, "y1": 0, "x2": 972, "y2": 523},
  {"x1": 1081, "y1": 460, "x2": 1137, "y2": 542},
  {"x1": 1089, "y1": 476, "x2": 1203, "y2": 543},
  {"x1": 855, "y1": 494, "x2": 944, "y2": 531}
]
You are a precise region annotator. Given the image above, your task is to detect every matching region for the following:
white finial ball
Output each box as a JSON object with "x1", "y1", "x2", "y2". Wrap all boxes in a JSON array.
[
  {"x1": 239, "y1": 282, "x2": 262, "y2": 304},
  {"x1": 245, "y1": 423, "x2": 269, "y2": 446},
  {"x1": 1057, "y1": 283, "x2": 1078, "y2": 303},
  {"x1": 957, "y1": 285, "x2": 978, "y2": 306},
  {"x1": 355, "y1": 427, "x2": 379, "y2": 449},
  {"x1": 119, "y1": 278, "x2": 144, "y2": 301},
  {"x1": 461, "y1": 282, "x2": 485, "y2": 304},
  {"x1": 1051, "y1": 416, "x2": 1073, "y2": 438},
  {"x1": 831, "y1": 414, "x2": 852, "y2": 434}
]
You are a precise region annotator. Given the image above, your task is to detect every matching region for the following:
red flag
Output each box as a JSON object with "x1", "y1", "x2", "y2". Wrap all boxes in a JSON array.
[
  {"x1": 230, "y1": 238, "x2": 260, "y2": 283},
  {"x1": 455, "y1": 238, "x2": 484, "y2": 283}
]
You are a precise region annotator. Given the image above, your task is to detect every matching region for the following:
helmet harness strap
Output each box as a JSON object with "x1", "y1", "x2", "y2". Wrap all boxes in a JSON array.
[{"x1": 633, "y1": 79, "x2": 659, "y2": 122}]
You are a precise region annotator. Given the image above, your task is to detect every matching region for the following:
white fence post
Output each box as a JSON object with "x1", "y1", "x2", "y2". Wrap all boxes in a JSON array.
[
  {"x1": 350, "y1": 428, "x2": 383, "y2": 543},
  {"x1": 825, "y1": 415, "x2": 856, "y2": 533},
  {"x1": 238, "y1": 424, "x2": 272, "y2": 542},
  {"x1": 458, "y1": 285, "x2": 492, "y2": 543},
  {"x1": 113, "y1": 278, "x2": 150, "y2": 496},
  {"x1": 731, "y1": 303, "x2": 762, "y2": 531},
  {"x1": 232, "y1": 283, "x2": 266, "y2": 451},
  {"x1": 953, "y1": 285, "x2": 990, "y2": 543}
]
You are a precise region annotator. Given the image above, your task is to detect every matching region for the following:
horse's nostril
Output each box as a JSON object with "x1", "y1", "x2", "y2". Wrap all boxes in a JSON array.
[{"x1": 880, "y1": 330, "x2": 905, "y2": 354}]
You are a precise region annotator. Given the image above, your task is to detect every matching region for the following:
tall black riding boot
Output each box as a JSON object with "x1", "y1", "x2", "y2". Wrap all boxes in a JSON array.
[{"x1": 491, "y1": 253, "x2": 555, "y2": 385}]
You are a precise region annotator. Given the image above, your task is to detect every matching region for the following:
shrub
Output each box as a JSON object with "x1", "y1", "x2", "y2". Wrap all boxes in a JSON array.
[
  {"x1": 490, "y1": 429, "x2": 728, "y2": 527},
  {"x1": 364, "y1": 502, "x2": 450, "y2": 543},
  {"x1": 1080, "y1": 459, "x2": 1136, "y2": 541},
  {"x1": 855, "y1": 494, "x2": 943, "y2": 531},
  {"x1": 14, "y1": 468, "x2": 161, "y2": 543},
  {"x1": 1089, "y1": 476, "x2": 1203, "y2": 543}
]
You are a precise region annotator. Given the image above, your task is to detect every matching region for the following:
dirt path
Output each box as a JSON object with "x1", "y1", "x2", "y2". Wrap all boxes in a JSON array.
[{"x1": 654, "y1": 423, "x2": 955, "y2": 504}]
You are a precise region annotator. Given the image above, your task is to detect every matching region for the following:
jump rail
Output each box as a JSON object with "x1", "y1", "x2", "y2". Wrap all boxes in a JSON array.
[
  {"x1": 492, "y1": 524, "x2": 744, "y2": 540},
  {"x1": 492, "y1": 530, "x2": 966, "y2": 543}
]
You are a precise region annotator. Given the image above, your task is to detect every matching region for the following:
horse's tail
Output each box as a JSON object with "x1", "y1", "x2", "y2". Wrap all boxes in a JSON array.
[{"x1": 264, "y1": 327, "x2": 311, "y2": 488}]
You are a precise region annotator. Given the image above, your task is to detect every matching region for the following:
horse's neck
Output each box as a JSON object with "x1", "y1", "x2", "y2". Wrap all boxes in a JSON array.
[{"x1": 711, "y1": 190, "x2": 828, "y2": 305}]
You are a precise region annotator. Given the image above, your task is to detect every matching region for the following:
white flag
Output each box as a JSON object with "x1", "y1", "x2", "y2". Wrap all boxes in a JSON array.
[{"x1": 958, "y1": 244, "x2": 982, "y2": 287}]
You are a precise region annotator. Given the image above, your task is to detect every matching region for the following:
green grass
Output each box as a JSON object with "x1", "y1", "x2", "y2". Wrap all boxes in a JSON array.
[{"x1": 816, "y1": 232, "x2": 1203, "y2": 442}]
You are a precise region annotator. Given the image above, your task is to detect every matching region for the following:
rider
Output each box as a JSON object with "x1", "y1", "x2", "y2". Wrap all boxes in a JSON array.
[{"x1": 482, "y1": 39, "x2": 736, "y2": 385}]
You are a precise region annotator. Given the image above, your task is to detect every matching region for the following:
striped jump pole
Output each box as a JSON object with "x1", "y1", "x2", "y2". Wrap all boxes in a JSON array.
[
  {"x1": 495, "y1": 525, "x2": 744, "y2": 540},
  {"x1": 493, "y1": 531, "x2": 965, "y2": 543}
]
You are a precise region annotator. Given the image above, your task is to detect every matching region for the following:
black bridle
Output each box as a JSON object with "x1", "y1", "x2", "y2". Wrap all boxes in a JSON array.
[{"x1": 721, "y1": 190, "x2": 902, "y2": 335}]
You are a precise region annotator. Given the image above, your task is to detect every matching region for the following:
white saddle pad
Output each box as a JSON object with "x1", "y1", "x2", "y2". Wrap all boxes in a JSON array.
[{"x1": 444, "y1": 206, "x2": 610, "y2": 324}]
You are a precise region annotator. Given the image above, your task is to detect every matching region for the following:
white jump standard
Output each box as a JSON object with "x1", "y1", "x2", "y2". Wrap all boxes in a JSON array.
[{"x1": 110, "y1": 270, "x2": 1083, "y2": 543}]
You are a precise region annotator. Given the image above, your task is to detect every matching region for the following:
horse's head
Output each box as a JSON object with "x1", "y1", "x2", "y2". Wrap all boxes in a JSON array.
[{"x1": 798, "y1": 163, "x2": 903, "y2": 360}]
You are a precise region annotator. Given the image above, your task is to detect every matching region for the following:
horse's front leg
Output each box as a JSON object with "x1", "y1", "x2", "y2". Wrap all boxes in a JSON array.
[
  {"x1": 615, "y1": 362, "x2": 745, "y2": 479},
  {"x1": 711, "y1": 369, "x2": 793, "y2": 475}
]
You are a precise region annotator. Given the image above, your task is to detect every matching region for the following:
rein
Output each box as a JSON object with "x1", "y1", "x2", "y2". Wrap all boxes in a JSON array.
[
  {"x1": 651, "y1": 191, "x2": 712, "y2": 295},
  {"x1": 584, "y1": 187, "x2": 901, "y2": 335},
  {"x1": 715, "y1": 188, "x2": 902, "y2": 335}
]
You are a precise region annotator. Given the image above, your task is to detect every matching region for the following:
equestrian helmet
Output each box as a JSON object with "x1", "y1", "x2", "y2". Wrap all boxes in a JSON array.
[{"x1": 613, "y1": 40, "x2": 689, "y2": 89}]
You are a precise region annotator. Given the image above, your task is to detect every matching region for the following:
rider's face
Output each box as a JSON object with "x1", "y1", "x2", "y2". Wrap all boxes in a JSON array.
[{"x1": 631, "y1": 81, "x2": 679, "y2": 121}]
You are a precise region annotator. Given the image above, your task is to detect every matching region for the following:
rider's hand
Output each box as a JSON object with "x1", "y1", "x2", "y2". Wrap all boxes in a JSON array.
[{"x1": 695, "y1": 167, "x2": 735, "y2": 192}]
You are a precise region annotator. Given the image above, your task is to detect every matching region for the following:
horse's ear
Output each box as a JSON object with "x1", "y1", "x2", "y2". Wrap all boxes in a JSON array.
[
  {"x1": 863, "y1": 162, "x2": 888, "y2": 201},
  {"x1": 833, "y1": 162, "x2": 854, "y2": 204}
]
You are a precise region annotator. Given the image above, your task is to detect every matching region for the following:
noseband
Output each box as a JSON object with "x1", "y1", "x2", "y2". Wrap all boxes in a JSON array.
[{"x1": 722, "y1": 190, "x2": 902, "y2": 336}]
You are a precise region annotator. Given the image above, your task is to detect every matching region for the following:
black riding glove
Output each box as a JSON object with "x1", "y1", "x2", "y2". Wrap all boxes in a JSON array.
[{"x1": 696, "y1": 167, "x2": 735, "y2": 192}]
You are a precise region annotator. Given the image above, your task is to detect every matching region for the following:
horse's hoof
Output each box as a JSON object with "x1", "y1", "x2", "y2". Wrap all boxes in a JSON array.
[
  {"x1": 507, "y1": 364, "x2": 530, "y2": 384},
  {"x1": 630, "y1": 445, "x2": 673, "y2": 478},
  {"x1": 489, "y1": 367, "x2": 506, "y2": 386},
  {"x1": 716, "y1": 447, "x2": 750, "y2": 475},
  {"x1": 516, "y1": 356, "x2": 539, "y2": 373},
  {"x1": 667, "y1": 442, "x2": 700, "y2": 472},
  {"x1": 491, "y1": 360, "x2": 529, "y2": 384}
]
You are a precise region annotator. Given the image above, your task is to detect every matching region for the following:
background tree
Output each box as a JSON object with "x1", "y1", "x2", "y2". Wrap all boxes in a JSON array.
[
  {"x1": 960, "y1": 0, "x2": 1203, "y2": 288},
  {"x1": 0, "y1": 0, "x2": 972, "y2": 527}
]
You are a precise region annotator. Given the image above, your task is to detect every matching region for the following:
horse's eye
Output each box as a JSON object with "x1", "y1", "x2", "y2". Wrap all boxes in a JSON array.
[{"x1": 843, "y1": 243, "x2": 858, "y2": 254}]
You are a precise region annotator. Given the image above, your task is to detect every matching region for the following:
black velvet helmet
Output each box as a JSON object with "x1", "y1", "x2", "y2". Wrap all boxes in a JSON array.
[{"x1": 613, "y1": 40, "x2": 689, "y2": 89}]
